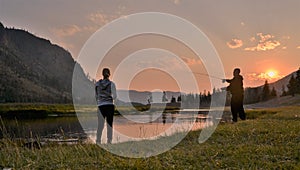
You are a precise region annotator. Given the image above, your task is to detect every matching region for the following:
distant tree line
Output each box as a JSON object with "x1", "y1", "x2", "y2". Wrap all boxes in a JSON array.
[
  {"x1": 178, "y1": 90, "x2": 212, "y2": 108},
  {"x1": 178, "y1": 68, "x2": 300, "y2": 107}
]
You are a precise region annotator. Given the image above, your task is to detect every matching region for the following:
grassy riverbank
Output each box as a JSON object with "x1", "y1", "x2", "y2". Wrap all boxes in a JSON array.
[
  {"x1": 0, "y1": 103, "x2": 180, "y2": 119},
  {"x1": 0, "y1": 103, "x2": 76, "y2": 119},
  {"x1": 1, "y1": 106, "x2": 300, "y2": 169}
]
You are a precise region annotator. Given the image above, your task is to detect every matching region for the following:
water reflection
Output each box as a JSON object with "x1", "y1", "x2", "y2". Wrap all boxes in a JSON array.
[
  {"x1": 85, "y1": 113, "x2": 214, "y2": 144},
  {"x1": 1, "y1": 110, "x2": 221, "y2": 145},
  {"x1": 0, "y1": 116, "x2": 86, "y2": 141}
]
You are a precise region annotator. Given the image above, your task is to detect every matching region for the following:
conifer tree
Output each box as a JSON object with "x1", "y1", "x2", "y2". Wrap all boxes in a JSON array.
[
  {"x1": 261, "y1": 80, "x2": 271, "y2": 101},
  {"x1": 281, "y1": 85, "x2": 287, "y2": 97},
  {"x1": 296, "y1": 68, "x2": 300, "y2": 93},
  {"x1": 287, "y1": 74, "x2": 297, "y2": 97},
  {"x1": 270, "y1": 87, "x2": 277, "y2": 98}
]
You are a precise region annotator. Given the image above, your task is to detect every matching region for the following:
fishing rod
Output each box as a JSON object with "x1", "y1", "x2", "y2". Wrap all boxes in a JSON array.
[{"x1": 192, "y1": 72, "x2": 224, "y2": 80}]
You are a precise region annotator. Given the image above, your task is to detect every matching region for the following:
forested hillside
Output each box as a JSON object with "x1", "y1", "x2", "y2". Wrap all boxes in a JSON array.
[{"x1": 0, "y1": 22, "x2": 89, "y2": 103}]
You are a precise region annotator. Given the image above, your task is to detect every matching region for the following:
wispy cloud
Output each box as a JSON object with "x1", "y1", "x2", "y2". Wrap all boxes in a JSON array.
[
  {"x1": 51, "y1": 25, "x2": 81, "y2": 37},
  {"x1": 88, "y1": 12, "x2": 111, "y2": 25},
  {"x1": 297, "y1": 46, "x2": 300, "y2": 49},
  {"x1": 249, "y1": 37, "x2": 256, "y2": 42},
  {"x1": 245, "y1": 72, "x2": 283, "y2": 82},
  {"x1": 88, "y1": 11, "x2": 124, "y2": 26},
  {"x1": 49, "y1": 11, "x2": 125, "y2": 57},
  {"x1": 244, "y1": 33, "x2": 281, "y2": 51},
  {"x1": 135, "y1": 56, "x2": 187, "y2": 72},
  {"x1": 181, "y1": 57, "x2": 202, "y2": 66},
  {"x1": 282, "y1": 35, "x2": 291, "y2": 40},
  {"x1": 50, "y1": 13, "x2": 111, "y2": 38},
  {"x1": 245, "y1": 73, "x2": 260, "y2": 81},
  {"x1": 227, "y1": 38, "x2": 243, "y2": 49},
  {"x1": 169, "y1": 0, "x2": 181, "y2": 5}
]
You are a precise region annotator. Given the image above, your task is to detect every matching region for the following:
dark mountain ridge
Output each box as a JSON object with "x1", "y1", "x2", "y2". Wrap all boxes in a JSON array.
[{"x1": 0, "y1": 22, "x2": 88, "y2": 103}]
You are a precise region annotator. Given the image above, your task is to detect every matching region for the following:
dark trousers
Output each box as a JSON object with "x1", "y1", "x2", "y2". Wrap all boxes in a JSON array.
[
  {"x1": 231, "y1": 95, "x2": 246, "y2": 122},
  {"x1": 96, "y1": 105, "x2": 114, "y2": 144}
]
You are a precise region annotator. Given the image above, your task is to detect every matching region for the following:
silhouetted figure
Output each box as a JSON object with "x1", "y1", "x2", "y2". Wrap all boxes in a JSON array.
[
  {"x1": 223, "y1": 68, "x2": 246, "y2": 122},
  {"x1": 148, "y1": 95, "x2": 153, "y2": 104},
  {"x1": 177, "y1": 95, "x2": 181, "y2": 103},
  {"x1": 162, "y1": 113, "x2": 167, "y2": 124},
  {"x1": 95, "y1": 68, "x2": 117, "y2": 144},
  {"x1": 162, "y1": 91, "x2": 168, "y2": 102},
  {"x1": 171, "y1": 96, "x2": 176, "y2": 103}
]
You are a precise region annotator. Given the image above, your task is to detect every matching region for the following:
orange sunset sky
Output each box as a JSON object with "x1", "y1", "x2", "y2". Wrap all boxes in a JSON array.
[{"x1": 1, "y1": 0, "x2": 300, "y2": 93}]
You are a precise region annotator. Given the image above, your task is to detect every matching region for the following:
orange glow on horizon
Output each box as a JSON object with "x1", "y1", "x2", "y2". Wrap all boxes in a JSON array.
[
  {"x1": 128, "y1": 69, "x2": 180, "y2": 92},
  {"x1": 266, "y1": 70, "x2": 278, "y2": 79},
  {"x1": 244, "y1": 68, "x2": 286, "y2": 87}
]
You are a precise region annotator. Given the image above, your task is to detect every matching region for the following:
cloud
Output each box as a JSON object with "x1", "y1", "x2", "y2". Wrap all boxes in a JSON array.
[
  {"x1": 181, "y1": 57, "x2": 202, "y2": 66},
  {"x1": 81, "y1": 25, "x2": 101, "y2": 34},
  {"x1": 227, "y1": 38, "x2": 243, "y2": 49},
  {"x1": 282, "y1": 35, "x2": 291, "y2": 40},
  {"x1": 257, "y1": 72, "x2": 283, "y2": 80},
  {"x1": 245, "y1": 72, "x2": 283, "y2": 82},
  {"x1": 50, "y1": 24, "x2": 99, "y2": 57},
  {"x1": 51, "y1": 25, "x2": 81, "y2": 37},
  {"x1": 244, "y1": 33, "x2": 281, "y2": 51},
  {"x1": 245, "y1": 73, "x2": 260, "y2": 81},
  {"x1": 169, "y1": 0, "x2": 181, "y2": 5},
  {"x1": 282, "y1": 46, "x2": 287, "y2": 50},
  {"x1": 250, "y1": 37, "x2": 256, "y2": 42},
  {"x1": 88, "y1": 12, "x2": 110, "y2": 25},
  {"x1": 297, "y1": 46, "x2": 300, "y2": 49},
  {"x1": 88, "y1": 12, "x2": 122, "y2": 26},
  {"x1": 52, "y1": 12, "x2": 123, "y2": 36},
  {"x1": 134, "y1": 56, "x2": 187, "y2": 72}
]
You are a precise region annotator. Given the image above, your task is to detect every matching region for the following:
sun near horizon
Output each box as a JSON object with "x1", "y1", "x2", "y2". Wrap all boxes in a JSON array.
[{"x1": 266, "y1": 70, "x2": 278, "y2": 79}]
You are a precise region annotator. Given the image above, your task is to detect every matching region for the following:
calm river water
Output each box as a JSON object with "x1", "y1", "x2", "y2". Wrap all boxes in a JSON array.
[{"x1": 1, "y1": 109, "x2": 230, "y2": 144}]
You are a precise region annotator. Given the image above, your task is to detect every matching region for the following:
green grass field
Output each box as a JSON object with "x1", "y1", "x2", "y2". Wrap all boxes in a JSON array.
[{"x1": 1, "y1": 106, "x2": 300, "y2": 169}]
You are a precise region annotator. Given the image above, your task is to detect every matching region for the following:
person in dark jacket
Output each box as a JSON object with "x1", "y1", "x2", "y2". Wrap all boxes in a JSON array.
[
  {"x1": 223, "y1": 68, "x2": 246, "y2": 122},
  {"x1": 95, "y1": 68, "x2": 117, "y2": 144}
]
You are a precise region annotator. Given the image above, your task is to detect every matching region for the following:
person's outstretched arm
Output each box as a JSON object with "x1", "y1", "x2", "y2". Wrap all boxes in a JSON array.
[{"x1": 225, "y1": 78, "x2": 233, "y2": 83}]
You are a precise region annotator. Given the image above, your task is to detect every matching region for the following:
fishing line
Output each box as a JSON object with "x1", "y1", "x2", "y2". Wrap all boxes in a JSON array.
[{"x1": 192, "y1": 72, "x2": 224, "y2": 80}]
